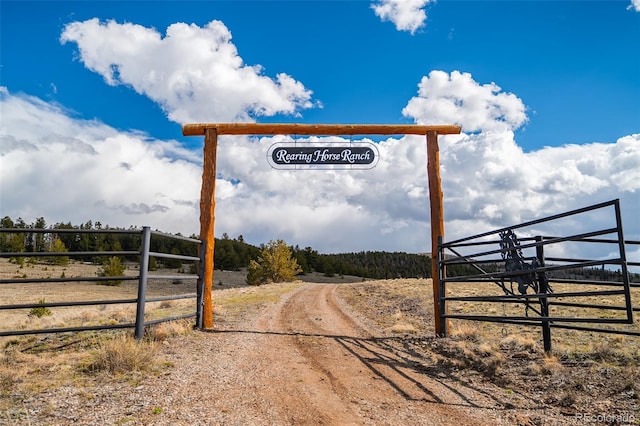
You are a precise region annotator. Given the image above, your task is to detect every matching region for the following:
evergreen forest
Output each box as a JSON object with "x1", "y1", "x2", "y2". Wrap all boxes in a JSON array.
[{"x1": 2, "y1": 216, "x2": 636, "y2": 282}]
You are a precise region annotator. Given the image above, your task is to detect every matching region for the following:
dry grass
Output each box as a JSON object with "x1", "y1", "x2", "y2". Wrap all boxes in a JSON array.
[
  {"x1": 540, "y1": 354, "x2": 563, "y2": 374},
  {"x1": 454, "y1": 340, "x2": 505, "y2": 377},
  {"x1": 389, "y1": 310, "x2": 418, "y2": 334},
  {"x1": 336, "y1": 278, "x2": 433, "y2": 332},
  {"x1": 148, "y1": 319, "x2": 192, "y2": 341},
  {"x1": 217, "y1": 281, "x2": 303, "y2": 307},
  {"x1": 0, "y1": 334, "x2": 94, "y2": 407},
  {"x1": 390, "y1": 322, "x2": 418, "y2": 334},
  {"x1": 84, "y1": 334, "x2": 156, "y2": 374},
  {"x1": 0, "y1": 364, "x2": 14, "y2": 397},
  {"x1": 210, "y1": 280, "x2": 303, "y2": 325},
  {"x1": 499, "y1": 334, "x2": 538, "y2": 353},
  {"x1": 337, "y1": 278, "x2": 640, "y2": 416},
  {"x1": 0, "y1": 317, "x2": 195, "y2": 421},
  {"x1": 450, "y1": 322, "x2": 485, "y2": 343}
]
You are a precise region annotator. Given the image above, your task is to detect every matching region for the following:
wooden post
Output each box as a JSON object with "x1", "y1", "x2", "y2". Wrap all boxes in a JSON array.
[
  {"x1": 427, "y1": 131, "x2": 447, "y2": 336},
  {"x1": 183, "y1": 123, "x2": 462, "y2": 137},
  {"x1": 199, "y1": 128, "x2": 218, "y2": 329}
]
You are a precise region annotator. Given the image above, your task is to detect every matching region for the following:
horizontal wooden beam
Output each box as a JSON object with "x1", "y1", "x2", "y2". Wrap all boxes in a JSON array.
[{"x1": 182, "y1": 123, "x2": 462, "y2": 137}]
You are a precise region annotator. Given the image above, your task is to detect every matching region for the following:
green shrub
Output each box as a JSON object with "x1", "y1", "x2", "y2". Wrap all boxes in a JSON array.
[
  {"x1": 29, "y1": 299, "x2": 52, "y2": 318},
  {"x1": 97, "y1": 256, "x2": 125, "y2": 286},
  {"x1": 10, "y1": 257, "x2": 25, "y2": 267},
  {"x1": 247, "y1": 239, "x2": 302, "y2": 286},
  {"x1": 148, "y1": 256, "x2": 157, "y2": 271},
  {"x1": 47, "y1": 238, "x2": 69, "y2": 266}
]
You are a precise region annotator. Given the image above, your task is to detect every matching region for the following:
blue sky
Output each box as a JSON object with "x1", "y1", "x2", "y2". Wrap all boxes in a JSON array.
[
  {"x1": 3, "y1": 1, "x2": 639, "y2": 149},
  {"x1": 1, "y1": 0, "x2": 639, "y2": 261}
]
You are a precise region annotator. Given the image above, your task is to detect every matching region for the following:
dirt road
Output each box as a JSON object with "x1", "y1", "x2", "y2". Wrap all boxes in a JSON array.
[
  {"x1": 133, "y1": 283, "x2": 499, "y2": 425},
  {"x1": 246, "y1": 283, "x2": 491, "y2": 425}
]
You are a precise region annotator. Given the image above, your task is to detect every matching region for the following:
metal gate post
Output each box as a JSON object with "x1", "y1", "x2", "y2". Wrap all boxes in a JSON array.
[
  {"x1": 536, "y1": 236, "x2": 552, "y2": 353},
  {"x1": 134, "y1": 226, "x2": 151, "y2": 340},
  {"x1": 437, "y1": 236, "x2": 448, "y2": 337},
  {"x1": 614, "y1": 199, "x2": 634, "y2": 324}
]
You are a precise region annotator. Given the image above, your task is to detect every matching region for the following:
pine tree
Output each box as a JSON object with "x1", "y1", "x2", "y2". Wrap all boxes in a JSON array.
[
  {"x1": 97, "y1": 256, "x2": 126, "y2": 286},
  {"x1": 48, "y1": 238, "x2": 69, "y2": 266}
]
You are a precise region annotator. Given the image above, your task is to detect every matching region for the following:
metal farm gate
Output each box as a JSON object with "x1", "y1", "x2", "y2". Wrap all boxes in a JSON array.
[
  {"x1": 437, "y1": 199, "x2": 639, "y2": 352},
  {"x1": 0, "y1": 226, "x2": 203, "y2": 339}
]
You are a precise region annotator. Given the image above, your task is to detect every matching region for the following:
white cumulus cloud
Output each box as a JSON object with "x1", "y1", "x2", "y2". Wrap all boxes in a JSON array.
[
  {"x1": 371, "y1": 0, "x2": 433, "y2": 34},
  {"x1": 60, "y1": 18, "x2": 315, "y2": 124},
  {"x1": 403, "y1": 70, "x2": 528, "y2": 133},
  {"x1": 401, "y1": 70, "x2": 640, "y2": 255},
  {"x1": 2, "y1": 53, "x2": 638, "y2": 262},
  {"x1": 629, "y1": 0, "x2": 640, "y2": 12},
  {"x1": 0, "y1": 89, "x2": 202, "y2": 234}
]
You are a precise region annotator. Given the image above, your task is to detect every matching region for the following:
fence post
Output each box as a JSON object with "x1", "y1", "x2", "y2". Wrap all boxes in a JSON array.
[
  {"x1": 437, "y1": 236, "x2": 448, "y2": 337},
  {"x1": 135, "y1": 226, "x2": 151, "y2": 340},
  {"x1": 536, "y1": 236, "x2": 552, "y2": 353},
  {"x1": 614, "y1": 199, "x2": 634, "y2": 324}
]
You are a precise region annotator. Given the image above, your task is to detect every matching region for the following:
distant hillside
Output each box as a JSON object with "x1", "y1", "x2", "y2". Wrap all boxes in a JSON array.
[
  {"x1": 291, "y1": 247, "x2": 432, "y2": 279},
  {"x1": 5, "y1": 217, "x2": 635, "y2": 282},
  {"x1": 215, "y1": 237, "x2": 446, "y2": 279},
  {"x1": 1, "y1": 217, "x2": 450, "y2": 279}
]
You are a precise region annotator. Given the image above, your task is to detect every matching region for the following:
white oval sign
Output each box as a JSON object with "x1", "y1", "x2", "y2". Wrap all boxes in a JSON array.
[{"x1": 267, "y1": 142, "x2": 379, "y2": 170}]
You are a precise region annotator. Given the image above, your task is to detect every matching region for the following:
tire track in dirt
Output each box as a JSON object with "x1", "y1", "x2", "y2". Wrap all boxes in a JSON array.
[
  {"x1": 261, "y1": 283, "x2": 489, "y2": 425},
  {"x1": 247, "y1": 283, "x2": 364, "y2": 425},
  {"x1": 120, "y1": 282, "x2": 499, "y2": 425}
]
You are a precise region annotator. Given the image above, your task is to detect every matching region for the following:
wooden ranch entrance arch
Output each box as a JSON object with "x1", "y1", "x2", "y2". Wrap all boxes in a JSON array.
[{"x1": 182, "y1": 123, "x2": 462, "y2": 335}]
